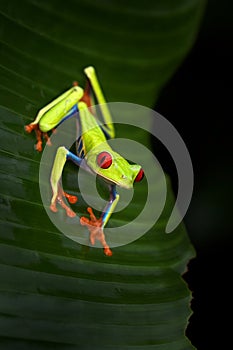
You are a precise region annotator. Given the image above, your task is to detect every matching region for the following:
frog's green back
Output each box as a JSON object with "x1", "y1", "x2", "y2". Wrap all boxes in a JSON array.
[{"x1": 79, "y1": 103, "x2": 108, "y2": 154}]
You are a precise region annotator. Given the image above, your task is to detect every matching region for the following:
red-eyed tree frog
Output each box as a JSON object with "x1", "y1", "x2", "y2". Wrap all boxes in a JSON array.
[{"x1": 25, "y1": 67, "x2": 144, "y2": 256}]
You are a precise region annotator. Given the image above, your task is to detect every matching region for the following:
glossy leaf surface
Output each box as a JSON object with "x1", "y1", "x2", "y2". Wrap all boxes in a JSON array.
[{"x1": 0, "y1": 1, "x2": 205, "y2": 348}]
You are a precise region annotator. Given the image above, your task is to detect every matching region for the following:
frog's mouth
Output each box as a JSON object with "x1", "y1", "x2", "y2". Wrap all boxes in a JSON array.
[
  {"x1": 96, "y1": 167, "x2": 144, "y2": 189},
  {"x1": 96, "y1": 173, "x2": 134, "y2": 189}
]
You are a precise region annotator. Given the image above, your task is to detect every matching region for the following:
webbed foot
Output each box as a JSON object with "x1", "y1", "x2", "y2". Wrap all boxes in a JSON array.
[
  {"x1": 50, "y1": 187, "x2": 77, "y2": 218},
  {"x1": 25, "y1": 123, "x2": 52, "y2": 151},
  {"x1": 80, "y1": 207, "x2": 112, "y2": 256}
]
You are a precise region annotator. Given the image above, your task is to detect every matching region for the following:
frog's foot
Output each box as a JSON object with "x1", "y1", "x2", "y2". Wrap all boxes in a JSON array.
[
  {"x1": 34, "y1": 140, "x2": 43, "y2": 152},
  {"x1": 50, "y1": 188, "x2": 77, "y2": 218},
  {"x1": 25, "y1": 123, "x2": 52, "y2": 151},
  {"x1": 50, "y1": 196, "x2": 76, "y2": 217},
  {"x1": 25, "y1": 123, "x2": 42, "y2": 151},
  {"x1": 57, "y1": 195, "x2": 76, "y2": 217},
  {"x1": 80, "y1": 207, "x2": 113, "y2": 256},
  {"x1": 34, "y1": 128, "x2": 43, "y2": 152}
]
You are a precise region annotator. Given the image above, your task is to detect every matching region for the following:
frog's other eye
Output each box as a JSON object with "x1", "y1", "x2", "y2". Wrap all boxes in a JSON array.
[
  {"x1": 134, "y1": 168, "x2": 144, "y2": 182},
  {"x1": 97, "y1": 151, "x2": 112, "y2": 169}
]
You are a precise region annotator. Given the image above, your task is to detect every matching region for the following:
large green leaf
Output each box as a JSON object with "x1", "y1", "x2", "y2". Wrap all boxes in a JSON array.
[{"x1": 0, "y1": 1, "x2": 205, "y2": 349}]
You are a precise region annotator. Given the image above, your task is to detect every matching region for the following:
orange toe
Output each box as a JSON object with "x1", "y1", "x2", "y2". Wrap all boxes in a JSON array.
[
  {"x1": 25, "y1": 124, "x2": 36, "y2": 133},
  {"x1": 66, "y1": 208, "x2": 76, "y2": 218},
  {"x1": 80, "y1": 216, "x2": 90, "y2": 225},
  {"x1": 104, "y1": 247, "x2": 113, "y2": 256},
  {"x1": 46, "y1": 138, "x2": 52, "y2": 146},
  {"x1": 50, "y1": 203, "x2": 58, "y2": 213},
  {"x1": 35, "y1": 141, "x2": 42, "y2": 152},
  {"x1": 65, "y1": 193, "x2": 78, "y2": 204}
]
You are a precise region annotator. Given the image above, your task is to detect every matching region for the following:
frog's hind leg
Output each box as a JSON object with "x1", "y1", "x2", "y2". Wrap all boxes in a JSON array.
[
  {"x1": 84, "y1": 66, "x2": 115, "y2": 139},
  {"x1": 25, "y1": 85, "x2": 82, "y2": 151}
]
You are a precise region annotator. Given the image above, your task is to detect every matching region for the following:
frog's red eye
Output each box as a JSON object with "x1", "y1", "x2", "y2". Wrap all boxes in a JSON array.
[
  {"x1": 134, "y1": 168, "x2": 144, "y2": 182},
  {"x1": 97, "y1": 151, "x2": 112, "y2": 169}
]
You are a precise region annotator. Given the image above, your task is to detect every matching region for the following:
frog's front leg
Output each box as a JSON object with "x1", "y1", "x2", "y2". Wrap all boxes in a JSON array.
[
  {"x1": 50, "y1": 146, "x2": 82, "y2": 217},
  {"x1": 80, "y1": 185, "x2": 119, "y2": 256},
  {"x1": 50, "y1": 145, "x2": 93, "y2": 216}
]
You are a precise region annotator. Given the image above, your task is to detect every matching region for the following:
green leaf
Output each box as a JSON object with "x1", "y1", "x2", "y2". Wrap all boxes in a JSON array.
[{"x1": 0, "y1": 1, "x2": 205, "y2": 349}]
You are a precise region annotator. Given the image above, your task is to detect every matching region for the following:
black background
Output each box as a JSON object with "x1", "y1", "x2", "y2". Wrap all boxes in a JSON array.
[{"x1": 155, "y1": 1, "x2": 232, "y2": 348}]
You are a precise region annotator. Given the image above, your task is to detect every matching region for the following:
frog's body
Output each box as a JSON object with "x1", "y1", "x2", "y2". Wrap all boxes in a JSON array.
[{"x1": 25, "y1": 66, "x2": 144, "y2": 256}]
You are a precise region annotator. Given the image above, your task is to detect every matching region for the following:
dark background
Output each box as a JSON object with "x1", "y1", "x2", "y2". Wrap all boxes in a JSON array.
[{"x1": 155, "y1": 1, "x2": 232, "y2": 348}]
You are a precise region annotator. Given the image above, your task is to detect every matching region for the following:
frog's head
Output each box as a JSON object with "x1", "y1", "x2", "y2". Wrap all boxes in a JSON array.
[{"x1": 86, "y1": 149, "x2": 144, "y2": 189}]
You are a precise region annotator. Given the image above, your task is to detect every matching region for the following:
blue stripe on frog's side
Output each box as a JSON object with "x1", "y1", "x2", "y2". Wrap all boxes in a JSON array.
[
  {"x1": 56, "y1": 103, "x2": 112, "y2": 160},
  {"x1": 55, "y1": 104, "x2": 85, "y2": 159},
  {"x1": 56, "y1": 104, "x2": 79, "y2": 127}
]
